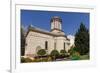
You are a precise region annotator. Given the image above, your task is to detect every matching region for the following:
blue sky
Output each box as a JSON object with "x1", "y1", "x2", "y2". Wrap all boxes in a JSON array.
[{"x1": 21, "y1": 10, "x2": 89, "y2": 35}]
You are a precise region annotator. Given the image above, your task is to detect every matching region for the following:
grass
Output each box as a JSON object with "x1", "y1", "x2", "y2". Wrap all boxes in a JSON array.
[{"x1": 80, "y1": 54, "x2": 89, "y2": 60}]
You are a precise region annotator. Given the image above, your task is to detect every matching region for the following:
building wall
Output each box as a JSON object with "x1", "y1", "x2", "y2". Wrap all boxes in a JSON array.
[
  {"x1": 55, "y1": 37, "x2": 65, "y2": 52},
  {"x1": 25, "y1": 31, "x2": 70, "y2": 57},
  {"x1": 25, "y1": 31, "x2": 54, "y2": 56}
]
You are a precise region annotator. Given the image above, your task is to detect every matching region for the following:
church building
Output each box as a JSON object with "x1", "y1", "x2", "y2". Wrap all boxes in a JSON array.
[{"x1": 25, "y1": 16, "x2": 74, "y2": 57}]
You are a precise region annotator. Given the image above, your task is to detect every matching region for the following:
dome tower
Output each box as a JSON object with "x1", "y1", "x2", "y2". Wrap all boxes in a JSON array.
[{"x1": 50, "y1": 16, "x2": 62, "y2": 31}]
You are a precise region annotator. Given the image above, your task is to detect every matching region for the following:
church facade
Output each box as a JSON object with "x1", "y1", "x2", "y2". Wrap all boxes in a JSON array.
[{"x1": 25, "y1": 16, "x2": 74, "y2": 57}]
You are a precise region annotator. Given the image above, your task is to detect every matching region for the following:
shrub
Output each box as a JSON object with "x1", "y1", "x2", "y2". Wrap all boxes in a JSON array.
[
  {"x1": 37, "y1": 49, "x2": 46, "y2": 56},
  {"x1": 50, "y1": 50, "x2": 60, "y2": 60},
  {"x1": 68, "y1": 47, "x2": 77, "y2": 55},
  {"x1": 32, "y1": 58, "x2": 41, "y2": 62},
  {"x1": 41, "y1": 58, "x2": 48, "y2": 62},
  {"x1": 47, "y1": 56, "x2": 52, "y2": 61},
  {"x1": 50, "y1": 50, "x2": 60, "y2": 57},
  {"x1": 25, "y1": 57, "x2": 33, "y2": 62},
  {"x1": 60, "y1": 49, "x2": 67, "y2": 56},
  {"x1": 70, "y1": 51, "x2": 80, "y2": 60},
  {"x1": 33, "y1": 56, "x2": 52, "y2": 62},
  {"x1": 21, "y1": 57, "x2": 33, "y2": 63},
  {"x1": 21, "y1": 57, "x2": 26, "y2": 63}
]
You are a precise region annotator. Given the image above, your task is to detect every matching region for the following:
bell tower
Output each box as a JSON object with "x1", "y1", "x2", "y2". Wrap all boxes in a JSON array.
[{"x1": 50, "y1": 16, "x2": 62, "y2": 32}]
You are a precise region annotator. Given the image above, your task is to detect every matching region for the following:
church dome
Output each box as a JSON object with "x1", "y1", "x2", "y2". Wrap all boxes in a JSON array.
[{"x1": 50, "y1": 16, "x2": 65, "y2": 35}]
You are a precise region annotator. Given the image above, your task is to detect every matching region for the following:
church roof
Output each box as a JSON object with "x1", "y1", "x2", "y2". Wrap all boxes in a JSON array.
[{"x1": 26, "y1": 25, "x2": 68, "y2": 38}]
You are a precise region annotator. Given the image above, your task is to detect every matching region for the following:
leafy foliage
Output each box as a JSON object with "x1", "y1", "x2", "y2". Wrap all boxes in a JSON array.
[
  {"x1": 50, "y1": 50, "x2": 60, "y2": 57},
  {"x1": 68, "y1": 47, "x2": 77, "y2": 55},
  {"x1": 37, "y1": 49, "x2": 46, "y2": 56},
  {"x1": 70, "y1": 51, "x2": 80, "y2": 60},
  {"x1": 21, "y1": 57, "x2": 33, "y2": 63},
  {"x1": 60, "y1": 49, "x2": 67, "y2": 56},
  {"x1": 75, "y1": 22, "x2": 89, "y2": 55}
]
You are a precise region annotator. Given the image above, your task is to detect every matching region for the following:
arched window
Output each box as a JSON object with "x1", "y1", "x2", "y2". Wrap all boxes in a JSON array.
[{"x1": 45, "y1": 41, "x2": 48, "y2": 50}]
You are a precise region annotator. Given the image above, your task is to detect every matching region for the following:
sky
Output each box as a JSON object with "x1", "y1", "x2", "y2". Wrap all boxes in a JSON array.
[{"x1": 21, "y1": 10, "x2": 89, "y2": 35}]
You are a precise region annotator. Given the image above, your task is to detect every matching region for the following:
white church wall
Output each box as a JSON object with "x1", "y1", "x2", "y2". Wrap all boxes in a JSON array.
[
  {"x1": 55, "y1": 37, "x2": 66, "y2": 52},
  {"x1": 25, "y1": 30, "x2": 73, "y2": 57},
  {"x1": 25, "y1": 31, "x2": 55, "y2": 56}
]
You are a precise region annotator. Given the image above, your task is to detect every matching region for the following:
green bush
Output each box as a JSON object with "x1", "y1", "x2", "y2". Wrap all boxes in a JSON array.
[
  {"x1": 25, "y1": 57, "x2": 33, "y2": 62},
  {"x1": 70, "y1": 52, "x2": 80, "y2": 60},
  {"x1": 32, "y1": 55, "x2": 52, "y2": 62},
  {"x1": 50, "y1": 50, "x2": 60, "y2": 60},
  {"x1": 37, "y1": 49, "x2": 46, "y2": 56},
  {"x1": 21, "y1": 57, "x2": 33, "y2": 63},
  {"x1": 41, "y1": 58, "x2": 48, "y2": 62},
  {"x1": 68, "y1": 47, "x2": 77, "y2": 55},
  {"x1": 50, "y1": 50, "x2": 60, "y2": 57},
  {"x1": 60, "y1": 49, "x2": 67, "y2": 56},
  {"x1": 21, "y1": 57, "x2": 26, "y2": 63},
  {"x1": 32, "y1": 58, "x2": 42, "y2": 62},
  {"x1": 47, "y1": 56, "x2": 52, "y2": 61}
]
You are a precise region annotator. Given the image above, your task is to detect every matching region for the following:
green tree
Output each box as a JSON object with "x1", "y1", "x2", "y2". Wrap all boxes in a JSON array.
[
  {"x1": 37, "y1": 49, "x2": 46, "y2": 56},
  {"x1": 68, "y1": 47, "x2": 76, "y2": 55},
  {"x1": 50, "y1": 50, "x2": 60, "y2": 60},
  {"x1": 51, "y1": 50, "x2": 60, "y2": 57},
  {"x1": 75, "y1": 22, "x2": 89, "y2": 55},
  {"x1": 21, "y1": 26, "x2": 25, "y2": 56}
]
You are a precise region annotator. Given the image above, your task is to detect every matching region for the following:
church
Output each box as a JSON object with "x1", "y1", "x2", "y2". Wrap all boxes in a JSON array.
[{"x1": 25, "y1": 16, "x2": 74, "y2": 57}]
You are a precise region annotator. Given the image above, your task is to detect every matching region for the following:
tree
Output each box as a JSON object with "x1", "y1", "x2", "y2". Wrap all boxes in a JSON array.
[
  {"x1": 75, "y1": 22, "x2": 89, "y2": 55},
  {"x1": 50, "y1": 50, "x2": 60, "y2": 60},
  {"x1": 68, "y1": 47, "x2": 76, "y2": 55},
  {"x1": 37, "y1": 49, "x2": 46, "y2": 56},
  {"x1": 21, "y1": 26, "x2": 25, "y2": 56},
  {"x1": 51, "y1": 50, "x2": 60, "y2": 57}
]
